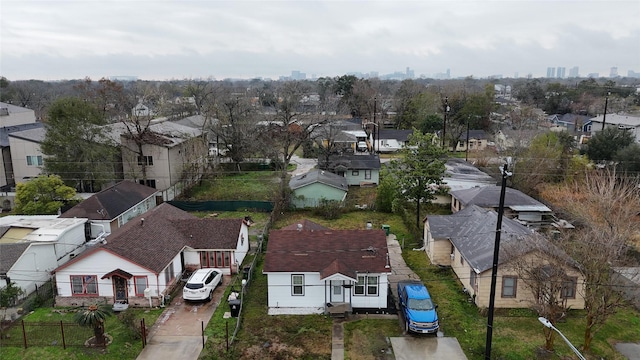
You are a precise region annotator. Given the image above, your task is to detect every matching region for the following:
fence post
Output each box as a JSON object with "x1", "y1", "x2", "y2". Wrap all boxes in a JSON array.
[
  {"x1": 226, "y1": 321, "x2": 229, "y2": 352},
  {"x1": 201, "y1": 320, "x2": 205, "y2": 349},
  {"x1": 141, "y1": 318, "x2": 146, "y2": 347},
  {"x1": 60, "y1": 320, "x2": 66, "y2": 349},
  {"x1": 21, "y1": 320, "x2": 27, "y2": 349}
]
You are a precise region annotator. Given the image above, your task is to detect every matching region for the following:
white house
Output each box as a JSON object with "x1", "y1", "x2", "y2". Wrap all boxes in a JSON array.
[
  {"x1": 263, "y1": 225, "x2": 391, "y2": 315},
  {"x1": 53, "y1": 203, "x2": 250, "y2": 308},
  {"x1": 0, "y1": 216, "x2": 88, "y2": 299}
]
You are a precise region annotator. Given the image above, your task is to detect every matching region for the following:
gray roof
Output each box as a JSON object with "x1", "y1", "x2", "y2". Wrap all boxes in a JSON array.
[
  {"x1": 451, "y1": 185, "x2": 550, "y2": 211},
  {"x1": 426, "y1": 205, "x2": 533, "y2": 273},
  {"x1": 320, "y1": 154, "x2": 381, "y2": 171},
  {"x1": 461, "y1": 130, "x2": 489, "y2": 141},
  {"x1": 0, "y1": 242, "x2": 31, "y2": 274},
  {"x1": 8, "y1": 127, "x2": 46, "y2": 143},
  {"x1": 378, "y1": 129, "x2": 412, "y2": 142},
  {"x1": 289, "y1": 169, "x2": 348, "y2": 191},
  {"x1": 443, "y1": 159, "x2": 496, "y2": 192},
  {"x1": 0, "y1": 123, "x2": 44, "y2": 147},
  {"x1": 0, "y1": 102, "x2": 34, "y2": 115},
  {"x1": 588, "y1": 114, "x2": 640, "y2": 127}
]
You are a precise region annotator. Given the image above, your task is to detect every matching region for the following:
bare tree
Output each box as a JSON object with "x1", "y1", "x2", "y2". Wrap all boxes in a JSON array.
[
  {"x1": 541, "y1": 169, "x2": 640, "y2": 351},
  {"x1": 210, "y1": 93, "x2": 258, "y2": 171},
  {"x1": 502, "y1": 234, "x2": 579, "y2": 351}
]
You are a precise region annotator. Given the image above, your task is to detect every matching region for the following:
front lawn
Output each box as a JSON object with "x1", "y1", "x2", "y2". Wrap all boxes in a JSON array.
[
  {"x1": 183, "y1": 171, "x2": 279, "y2": 201},
  {"x1": 0, "y1": 307, "x2": 163, "y2": 360}
]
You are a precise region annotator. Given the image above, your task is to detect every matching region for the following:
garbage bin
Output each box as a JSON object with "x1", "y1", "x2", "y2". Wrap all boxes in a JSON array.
[
  {"x1": 381, "y1": 224, "x2": 390, "y2": 236},
  {"x1": 242, "y1": 266, "x2": 251, "y2": 280},
  {"x1": 229, "y1": 299, "x2": 241, "y2": 317}
]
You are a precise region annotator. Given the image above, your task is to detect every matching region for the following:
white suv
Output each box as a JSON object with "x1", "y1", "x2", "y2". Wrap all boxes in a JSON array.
[{"x1": 183, "y1": 268, "x2": 223, "y2": 302}]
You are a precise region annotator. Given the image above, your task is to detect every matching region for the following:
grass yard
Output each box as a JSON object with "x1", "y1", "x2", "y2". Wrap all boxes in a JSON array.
[
  {"x1": 344, "y1": 318, "x2": 401, "y2": 360},
  {"x1": 183, "y1": 171, "x2": 279, "y2": 201},
  {"x1": 0, "y1": 307, "x2": 163, "y2": 360}
]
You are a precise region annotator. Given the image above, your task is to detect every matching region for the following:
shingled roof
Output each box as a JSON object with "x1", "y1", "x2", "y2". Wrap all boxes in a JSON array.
[
  {"x1": 319, "y1": 154, "x2": 381, "y2": 171},
  {"x1": 0, "y1": 242, "x2": 31, "y2": 274},
  {"x1": 426, "y1": 205, "x2": 533, "y2": 273},
  {"x1": 56, "y1": 203, "x2": 245, "y2": 274},
  {"x1": 289, "y1": 170, "x2": 348, "y2": 191},
  {"x1": 263, "y1": 228, "x2": 390, "y2": 278},
  {"x1": 60, "y1": 181, "x2": 157, "y2": 220},
  {"x1": 451, "y1": 185, "x2": 550, "y2": 210}
]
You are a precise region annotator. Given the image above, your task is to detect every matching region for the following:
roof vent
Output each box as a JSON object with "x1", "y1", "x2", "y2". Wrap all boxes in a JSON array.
[
  {"x1": 141, "y1": 218, "x2": 145, "y2": 226},
  {"x1": 297, "y1": 223, "x2": 303, "y2": 231},
  {"x1": 366, "y1": 221, "x2": 372, "y2": 230}
]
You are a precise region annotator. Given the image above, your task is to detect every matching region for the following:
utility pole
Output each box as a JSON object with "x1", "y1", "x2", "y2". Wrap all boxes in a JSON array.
[
  {"x1": 465, "y1": 116, "x2": 471, "y2": 162},
  {"x1": 373, "y1": 97, "x2": 377, "y2": 153},
  {"x1": 484, "y1": 163, "x2": 512, "y2": 360},
  {"x1": 601, "y1": 92, "x2": 610, "y2": 130},
  {"x1": 442, "y1": 97, "x2": 450, "y2": 149}
]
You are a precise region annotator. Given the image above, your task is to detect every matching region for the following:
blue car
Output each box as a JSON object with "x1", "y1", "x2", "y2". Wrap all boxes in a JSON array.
[{"x1": 397, "y1": 280, "x2": 439, "y2": 334}]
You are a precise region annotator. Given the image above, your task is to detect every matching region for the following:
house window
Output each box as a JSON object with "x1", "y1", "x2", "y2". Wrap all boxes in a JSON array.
[
  {"x1": 139, "y1": 179, "x2": 156, "y2": 188},
  {"x1": 292, "y1": 274, "x2": 304, "y2": 296},
  {"x1": 200, "y1": 251, "x2": 231, "y2": 268},
  {"x1": 26, "y1": 155, "x2": 43, "y2": 166},
  {"x1": 470, "y1": 270, "x2": 478, "y2": 293},
  {"x1": 137, "y1": 155, "x2": 153, "y2": 166},
  {"x1": 134, "y1": 276, "x2": 148, "y2": 296},
  {"x1": 501, "y1": 276, "x2": 517, "y2": 298},
  {"x1": 561, "y1": 277, "x2": 577, "y2": 299},
  {"x1": 352, "y1": 170, "x2": 359, "y2": 176},
  {"x1": 354, "y1": 275, "x2": 379, "y2": 296},
  {"x1": 364, "y1": 170, "x2": 372, "y2": 180},
  {"x1": 70, "y1": 275, "x2": 98, "y2": 295},
  {"x1": 164, "y1": 263, "x2": 175, "y2": 286}
]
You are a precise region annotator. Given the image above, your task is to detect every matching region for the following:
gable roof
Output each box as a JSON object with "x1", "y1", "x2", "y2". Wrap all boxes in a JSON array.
[
  {"x1": 426, "y1": 205, "x2": 533, "y2": 273},
  {"x1": 461, "y1": 130, "x2": 489, "y2": 141},
  {"x1": 7, "y1": 127, "x2": 46, "y2": 144},
  {"x1": 280, "y1": 219, "x2": 331, "y2": 231},
  {"x1": 320, "y1": 154, "x2": 381, "y2": 171},
  {"x1": 0, "y1": 123, "x2": 44, "y2": 147},
  {"x1": 589, "y1": 114, "x2": 640, "y2": 127},
  {"x1": 263, "y1": 228, "x2": 390, "y2": 276},
  {"x1": 60, "y1": 181, "x2": 157, "y2": 220},
  {"x1": 451, "y1": 185, "x2": 551, "y2": 211},
  {"x1": 55, "y1": 203, "x2": 245, "y2": 274},
  {"x1": 0, "y1": 242, "x2": 31, "y2": 274},
  {"x1": 378, "y1": 129, "x2": 412, "y2": 142},
  {"x1": 289, "y1": 169, "x2": 348, "y2": 191}
]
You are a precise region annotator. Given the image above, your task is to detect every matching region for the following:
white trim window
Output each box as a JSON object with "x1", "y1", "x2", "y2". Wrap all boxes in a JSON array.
[
  {"x1": 292, "y1": 274, "x2": 304, "y2": 296},
  {"x1": 26, "y1": 155, "x2": 43, "y2": 166},
  {"x1": 354, "y1": 275, "x2": 379, "y2": 296}
]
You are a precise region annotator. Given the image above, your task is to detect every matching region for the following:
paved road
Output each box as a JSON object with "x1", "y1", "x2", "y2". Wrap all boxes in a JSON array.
[
  {"x1": 136, "y1": 276, "x2": 230, "y2": 360},
  {"x1": 289, "y1": 154, "x2": 317, "y2": 176}
]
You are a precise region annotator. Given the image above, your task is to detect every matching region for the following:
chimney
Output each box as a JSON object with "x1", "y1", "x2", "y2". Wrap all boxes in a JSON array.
[{"x1": 141, "y1": 218, "x2": 145, "y2": 226}]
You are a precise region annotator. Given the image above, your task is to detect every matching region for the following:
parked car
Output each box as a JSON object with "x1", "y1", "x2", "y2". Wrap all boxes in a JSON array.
[
  {"x1": 357, "y1": 141, "x2": 368, "y2": 152},
  {"x1": 397, "y1": 280, "x2": 439, "y2": 334},
  {"x1": 183, "y1": 268, "x2": 223, "y2": 302}
]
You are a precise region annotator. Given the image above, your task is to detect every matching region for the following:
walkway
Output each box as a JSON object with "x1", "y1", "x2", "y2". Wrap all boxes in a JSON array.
[{"x1": 136, "y1": 276, "x2": 229, "y2": 360}]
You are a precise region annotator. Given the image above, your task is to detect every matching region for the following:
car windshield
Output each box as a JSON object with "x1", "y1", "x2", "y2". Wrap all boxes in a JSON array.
[
  {"x1": 185, "y1": 283, "x2": 204, "y2": 290},
  {"x1": 408, "y1": 298, "x2": 434, "y2": 310}
]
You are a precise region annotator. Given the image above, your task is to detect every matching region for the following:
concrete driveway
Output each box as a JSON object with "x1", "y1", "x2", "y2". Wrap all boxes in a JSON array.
[
  {"x1": 136, "y1": 275, "x2": 230, "y2": 360},
  {"x1": 390, "y1": 337, "x2": 467, "y2": 360}
]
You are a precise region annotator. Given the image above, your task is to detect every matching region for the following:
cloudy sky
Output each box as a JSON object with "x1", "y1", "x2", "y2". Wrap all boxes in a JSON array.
[{"x1": 2, "y1": 0, "x2": 639, "y2": 81}]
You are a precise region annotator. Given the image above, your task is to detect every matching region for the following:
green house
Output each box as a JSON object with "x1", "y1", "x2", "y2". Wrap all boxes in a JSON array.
[{"x1": 289, "y1": 170, "x2": 348, "y2": 209}]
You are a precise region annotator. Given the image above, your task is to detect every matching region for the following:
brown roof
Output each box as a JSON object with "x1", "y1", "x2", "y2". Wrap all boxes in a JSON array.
[
  {"x1": 60, "y1": 181, "x2": 157, "y2": 220},
  {"x1": 55, "y1": 203, "x2": 244, "y2": 274},
  {"x1": 280, "y1": 219, "x2": 331, "y2": 231},
  {"x1": 263, "y1": 229, "x2": 389, "y2": 275}
]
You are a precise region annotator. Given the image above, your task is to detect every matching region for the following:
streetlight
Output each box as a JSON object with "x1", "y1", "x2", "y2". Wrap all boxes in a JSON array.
[
  {"x1": 442, "y1": 97, "x2": 450, "y2": 148},
  {"x1": 538, "y1": 317, "x2": 586, "y2": 360},
  {"x1": 601, "y1": 92, "x2": 610, "y2": 131},
  {"x1": 484, "y1": 162, "x2": 512, "y2": 360}
]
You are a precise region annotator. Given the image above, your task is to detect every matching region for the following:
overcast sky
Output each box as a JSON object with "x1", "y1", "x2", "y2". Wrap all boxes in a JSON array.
[{"x1": 2, "y1": 0, "x2": 639, "y2": 81}]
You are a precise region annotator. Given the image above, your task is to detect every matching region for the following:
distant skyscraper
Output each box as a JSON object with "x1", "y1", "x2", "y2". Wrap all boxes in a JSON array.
[
  {"x1": 569, "y1": 66, "x2": 579, "y2": 78},
  {"x1": 557, "y1": 67, "x2": 566, "y2": 79},
  {"x1": 547, "y1": 67, "x2": 556, "y2": 78},
  {"x1": 291, "y1": 70, "x2": 306, "y2": 80},
  {"x1": 610, "y1": 67, "x2": 618, "y2": 78},
  {"x1": 406, "y1": 67, "x2": 414, "y2": 79}
]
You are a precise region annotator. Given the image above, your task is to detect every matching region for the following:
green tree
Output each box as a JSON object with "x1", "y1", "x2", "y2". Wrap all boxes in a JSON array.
[
  {"x1": 419, "y1": 114, "x2": 443, "y2": 134},
  {"x1": 74, "y1": 304, "x2": 113, "y2": 347},
  {"x1": 14, "y1": 175, "x2": 80, "y2": 215},
  {"x1": 375, "y1": 167, "x2": 399, "y2": 213},
  {"x1": 584, "y1": 127, "x2": 635, "y2": 163},
  {"x1": 388, "y1": 129, "x2": 446, "y2": 227},
  {"x1": 41, "y1": 97, "x2": 120, "y2": 192},
  {"x1": 615, "y1": 143, "x2": 640, "y2": 175}
]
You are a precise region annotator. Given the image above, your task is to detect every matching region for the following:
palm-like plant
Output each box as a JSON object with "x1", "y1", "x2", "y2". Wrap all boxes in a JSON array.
[{"x1": 74, "y1": 304, "x2": 112, "y2": 346}]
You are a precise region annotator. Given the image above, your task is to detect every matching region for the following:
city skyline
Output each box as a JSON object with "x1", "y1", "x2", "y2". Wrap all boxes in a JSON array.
[{"x1": 1, "y1": 1, "x2": 639, "y2": 81}]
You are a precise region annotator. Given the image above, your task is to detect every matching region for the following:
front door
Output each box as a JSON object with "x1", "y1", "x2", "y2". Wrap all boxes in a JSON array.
[
  {"x1": 330, "y1": 280, "x2": 344, "y2": 303},
  {"x1": 114, "y1": 276, "x2": 128, "y2": 302}
]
